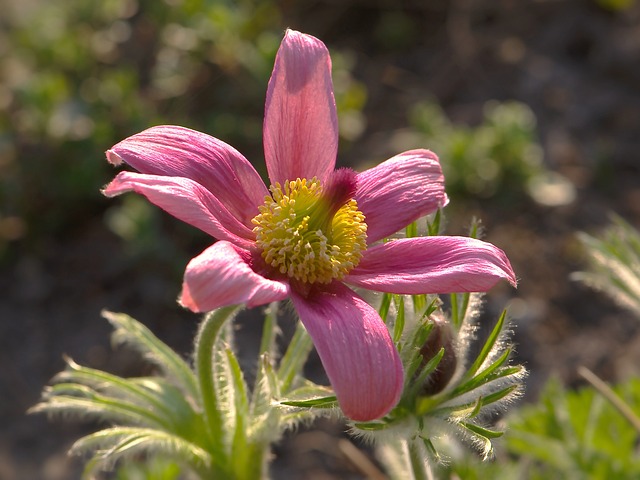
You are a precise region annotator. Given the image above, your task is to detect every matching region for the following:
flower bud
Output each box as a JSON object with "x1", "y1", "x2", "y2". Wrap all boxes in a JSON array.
[{"x1": 418, "y1": 315, "x2": 457, "y2": 395}]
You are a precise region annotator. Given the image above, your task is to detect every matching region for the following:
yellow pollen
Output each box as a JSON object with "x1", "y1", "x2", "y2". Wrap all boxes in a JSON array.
[{"x1": 251, "y1": 178, "x2": 367, "y2": 284}]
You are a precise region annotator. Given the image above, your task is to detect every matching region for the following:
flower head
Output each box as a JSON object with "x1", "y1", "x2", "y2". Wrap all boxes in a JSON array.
[{"x1": 103, "y1": 30, "x2": 516, "y2": 421}]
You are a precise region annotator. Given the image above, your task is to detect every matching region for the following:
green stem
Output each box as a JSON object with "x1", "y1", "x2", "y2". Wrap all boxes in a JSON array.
[
  {"x1": 194, "y1": 306, "x2": 239, "y2": 474},
  {"x1": 408, "y1": 439, "x2": 432, "y2": 480},
  {"x1": 238, "y1": 443, "x2": 266, "y2": 480},
  {"x1": 450, "y1": 293, "x2": 460, "y2": 330}
]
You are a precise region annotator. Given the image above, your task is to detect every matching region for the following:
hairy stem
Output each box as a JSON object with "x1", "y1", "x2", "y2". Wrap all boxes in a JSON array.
[
  {"x1": 408, "y1": 439, "x2": 433, "y2": 480},
  {"x1": 194, "y1": 305, "x2": 239, "y2": 475}
]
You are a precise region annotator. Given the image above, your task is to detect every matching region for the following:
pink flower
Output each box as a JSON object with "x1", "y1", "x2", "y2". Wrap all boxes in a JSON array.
[{"x1": 103, "y1": 30, "x2": 516, "y2": 421}]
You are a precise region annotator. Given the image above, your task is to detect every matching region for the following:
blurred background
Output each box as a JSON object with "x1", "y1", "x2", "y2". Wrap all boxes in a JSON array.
[{"x1": 2, "y1": 0, "x2": 640, "y2": 478}]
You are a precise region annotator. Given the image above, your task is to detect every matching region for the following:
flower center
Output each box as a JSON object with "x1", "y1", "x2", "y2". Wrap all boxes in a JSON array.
[{"x1": 252, "y1": 177, "x2": 367, "y2": 284}]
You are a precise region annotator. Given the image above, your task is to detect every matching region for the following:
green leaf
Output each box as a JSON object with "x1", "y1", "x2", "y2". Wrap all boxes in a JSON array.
[
  {"x1": 428, "y1": 396, "x2": 483, "y2": 420},
  {"x1": 507, "y1": 431, "x2": 576, "y2": 472},
  {"x1": 408, "y1": 347, "x2": 444, "y2": 398},
  {"x1": 420, "y1": 436, "x2": 441, "y2": 464},
  {"x1": 280, "y1": 395, "x2": 338, "y2": 408},
  {"x1": 480, "y1": 383, "x2": 520, "y2": 407},
  {"x1": 427, "y1": 209, "x2": 442, "y2": 236},
  {"x1": 406, "y1": 220, "x2": 418, "y2": 238},
  {"x1": 247, "y1": 354, "x2": 284, "y2": 446},
  {"x1": 114, "y1": 456, "x2": 183, "y2": 480},
  {"x1": 258, "y1": 302, "x2": 279, "y2": 358},
  {"x1": 392, "y1": 295, "x2": 405, "y2": 343},
  {"x1": 251, "y1": 304, "x2": 279, "y2": 420},
  {"x1": 574, "y1": 215, "x2": 640, "y2": 318},
  {"x1": 33, "y1": 388, "x2": 171, "y2": 429},
  {"x1": 450, "y1": 292, "x2": 471, "y2": 331},
  {"x1": 459, "y1": 422, "x2": 503, "y2": 439},
  {"x1": 412, "y1": 294, "x2": 427, "y2": 315},
  {"x1": 400, "y1": 319, "x2": 436, "y2": 383},
  {"x1": 462, "y1": 310, "x2": 507, "y2": 380},
  {"x1": 418, "y1": 298, "x2": 440, "y2": 322},
  {"x1": 54, "y1": 357, "x2": 181, "y2": 426},
  {"x1": 410, "y1": 317, "x2": 436, "y2": 351},
  {"x1": 456, "y1": 423, "x2": 496, "y2": 460},
  {"x1": 278, "y1": 385, "x2": 339, "y2": 425},
  {"x1": 225, "y1": 347, "x2": 249, "y2": 419},
  {"x1": 504, "y1": 377, "x2": 640, "y2": 477},
  {"x1": 453, "y1": 354, "x2": 521, "y2": 398},
  {"x1": 225, "y1": 346, "x2": 250, "y2": 475},
  {"x1": 379, "y1": 292, "x2": 393, "y2": 323},
  {"x1": 250, "y1": 354, "x2": 275, "y2": 419},
  {"x1": 352, "y1": 421, "x2": 389, "y2": 431},
  {"x1": 128, "y1": 378, "x2": 204, "y2": 440},
  {"x1": 425, "y1": 384, "x2": 519, "y2": 420},
  {"x1": 103, "y1": 311, "x2": 199, "y2": 402},
  {"x1": 262, "y1": 353, "x2": 280, "y2": 400},
  {"x1": 468, "y1": 217, "x2": 481, "y2": 239},
  {"x1": 72, "y1": 427, "x2": 211, "y2": 479}
]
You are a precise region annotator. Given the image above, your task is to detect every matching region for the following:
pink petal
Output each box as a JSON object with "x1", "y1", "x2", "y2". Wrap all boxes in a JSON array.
[
  {"x1": 180, "y1": 241, "x2": 289, "y2": 312},
  {"x1": 355, "y1": 150, "x2": 448, "y2": 243},
  {"x1": 106, "y1": 125, "x2": 268, "y2": 227},
  {"x1": 346, "y1": 236, "x2": 517, "y2": 294},
  {"x1": 263, "y1": 29, "x2": 338, "y2": 186},
  {"x1": 290, "y1": 282, "x2": 403, "y2": 421},
  {"x1": 103, "y1": 171, "x2": 255, "y2": 248}
]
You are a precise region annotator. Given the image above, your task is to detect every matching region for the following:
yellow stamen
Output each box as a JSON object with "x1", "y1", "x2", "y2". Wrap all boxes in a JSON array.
[{"x1": 252, "y1": 178, "x2": 367, "y2": 284}]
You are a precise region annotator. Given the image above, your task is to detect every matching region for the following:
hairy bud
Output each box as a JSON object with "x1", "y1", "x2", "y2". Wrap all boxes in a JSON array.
[{"x1": 418, "y1": 315, "x2": 457, "y2": 395}]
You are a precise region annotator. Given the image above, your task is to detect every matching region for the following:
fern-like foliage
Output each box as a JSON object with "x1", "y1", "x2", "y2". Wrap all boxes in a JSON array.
[
  {"x1": 31, "y1": 305, "x2": 323, "y2": 479},
  {"x1": 439, "y1": 377, "x2": 640, "y2": 480},
  {"x1": 574, "y1": 215, "x2": 640, "y2": 317}
]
